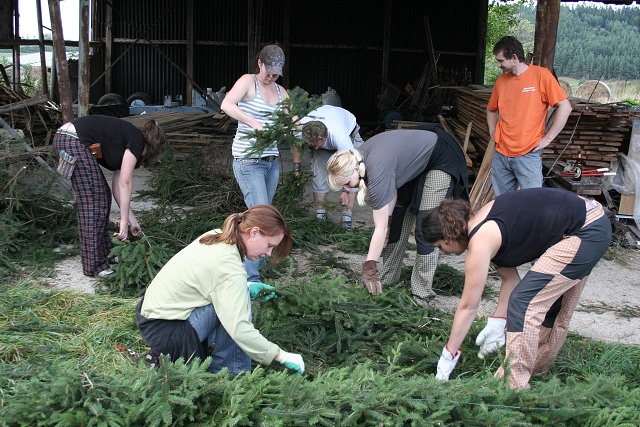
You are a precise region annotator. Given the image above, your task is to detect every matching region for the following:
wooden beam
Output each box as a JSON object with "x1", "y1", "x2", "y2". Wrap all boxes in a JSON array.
[
  {"x1": 48, "y1": 0, "x2": 74, "y2": 122},
  {"x1": 78, "y1": 0, "x2": 90, "y2": 117},
  {"x1": 382, "y1": 0, "x2": 392, "y2": 88},
  {"x1": 533, "y1": 0, "x2": 561, "y2": 70},
  {"x1": 0, "y1": 95, "x2": 50, "y2": 114},
  {"x1": 283, "y1": 0, "x2": 291, "y2": 88},
  {"x1": 105, "y1": 2, "x2": 113, "y2": 93},
  {"x1": 186, "y1": 0, "x2": 194, "y2": 105},
  {"x1": 463, "y1": 121, "x2": 473, "y2": 154},
  {"x1": 35, "y1": 0, "x2": 49, "y2": 96}
]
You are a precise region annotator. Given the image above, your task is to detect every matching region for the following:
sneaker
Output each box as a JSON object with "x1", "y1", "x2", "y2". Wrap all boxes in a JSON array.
[
  {"x1": 109, "y1": 256, "x2": 120, "y2": 264},
  {"x1": 342, "y1": 220, "x2": 353, "y2": 230},
  {"x1": 98, "y1": 268, "x2": 115, "y2": 277},
  {"x1": 316, "y1": 212, "x2": 327, "y2": 222}
]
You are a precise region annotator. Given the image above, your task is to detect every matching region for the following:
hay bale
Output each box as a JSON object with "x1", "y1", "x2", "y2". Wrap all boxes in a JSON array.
[
  {"x1": 575, "y1": 80, "x2": 611, "y2": 103},
  {"x1": 558, "y1": 79, "x2": 572, "y2": 97}
]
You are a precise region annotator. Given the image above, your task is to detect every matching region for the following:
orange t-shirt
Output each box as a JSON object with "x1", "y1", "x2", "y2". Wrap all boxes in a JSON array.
[{"x1": 487, "y1": 65, "x2": 568, "y2": 157}]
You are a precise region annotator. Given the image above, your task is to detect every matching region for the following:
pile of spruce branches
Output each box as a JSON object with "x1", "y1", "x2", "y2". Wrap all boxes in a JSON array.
[
  {"x1": 1, "y1": 276, "x2": 639, "y2": 426},
  {"x1": 2, "y1": 90, "x2": 639, "y2": 426}
]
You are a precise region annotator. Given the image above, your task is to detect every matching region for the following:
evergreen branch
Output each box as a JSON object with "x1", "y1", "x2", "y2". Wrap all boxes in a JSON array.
[{"x1": 240, "y1": 87, "x2": 323, "y2": 159}]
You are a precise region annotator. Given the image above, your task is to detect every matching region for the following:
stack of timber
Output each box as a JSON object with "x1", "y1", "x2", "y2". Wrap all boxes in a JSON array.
[
  {"x1": 122, "y1": 112, "x2": 237, "y2": 154},
  {"x1": 444, "y1": 86, "x2": 640, "y2": 210},
  {"x1": 0, "y1": 78, "x2": 62, "y2": 147},
  {"x1": 448, "y1": 86, "x2": 640, "y2": 170},
  {"x1": 447, "y1": 86, "x2": 493, "y2": 165},
  {"x1": 544, "y1": 102, "x2": 639, "y2": 169}
]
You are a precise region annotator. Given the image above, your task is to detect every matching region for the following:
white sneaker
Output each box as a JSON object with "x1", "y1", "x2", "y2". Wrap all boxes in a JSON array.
[{"x1": 98, "y1": 268, "x2": 115, "y2": 277}]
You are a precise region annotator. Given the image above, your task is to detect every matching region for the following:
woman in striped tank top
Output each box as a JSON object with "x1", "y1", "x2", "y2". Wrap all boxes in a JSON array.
[{"x1": 221, "y1": 45, "x2": 289, "y2": 283}]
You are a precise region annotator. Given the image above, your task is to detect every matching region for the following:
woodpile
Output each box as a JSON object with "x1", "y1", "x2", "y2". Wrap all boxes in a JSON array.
[
  {"x1": 447, "y1": 86, "x2": 640, "y2": 171},
  {"x1": 0, "y1": 65, "x2": 63, "y2": 147},
  {"x1": 443, "y1": 85, "x2": 640, "y2": 210},
  {"x1": 545, "y1": 102, "x2": 638, "y2": 168},
  {"x1": 121, "y1": 111, "x2": 237, "y2": 154}
]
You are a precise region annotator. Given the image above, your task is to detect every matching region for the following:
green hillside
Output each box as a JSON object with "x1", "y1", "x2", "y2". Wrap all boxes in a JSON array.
[{"x1": 517, "y1": 3, "x2": 640, "y2": 80}]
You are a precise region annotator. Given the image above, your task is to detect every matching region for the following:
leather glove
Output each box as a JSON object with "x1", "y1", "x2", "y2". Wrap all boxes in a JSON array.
[
  {"x1": 276, "y1": 350, "x2": 305, "y2": 374},
  {"x1": 247, "y1": 282, "x2": 277, "y2": 302},
  {"x1": 436, "y1": 346, "x2": 461, "y2": 381},
  {"x1": 362, "y1": 260, "x2": 382, "y2": 295},
  {"x1": 475, "y1": 316, "x2": 507, "y2": 359}
]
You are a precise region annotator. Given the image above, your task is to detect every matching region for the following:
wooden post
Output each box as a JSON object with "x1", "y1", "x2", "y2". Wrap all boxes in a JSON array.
[
  {"x1": 533, "y1": 0, "x2": 561, "y2": 70},
  {"x1": 247, "y1": 0, "x2": 259, "y2": 73},
  {"x1": 186, "y1": 0, "x2": 194, "y2": 105},
  {"x1": 48, "y1": 0, "x2": 74, "y2": 122},
  {"x1": 475, "y1": 0, "x2": 489, "y2": 84},
  {"x1": 78, "y1": 0, "x2": 90, "y2": 117},
  {"x1": 282, "y1": 0, "x2": 290, "y2": 88},
  {"x1": 35, "y1": 0, "x2": 49, "y2": 96},
  {"x1": 104, "y1": 2, "x2": 113, "y2": 93},
  {"x1": 381, "y1": 0, "x2": 392, "y2": 88},
  {"x1": 12, "y1": 0, "x2": 22, "y2": 94}
]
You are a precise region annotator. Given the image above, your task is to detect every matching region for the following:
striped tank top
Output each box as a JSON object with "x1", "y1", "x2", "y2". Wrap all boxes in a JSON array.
[{"x1": 232, "y1": 75, "x2": 283, "y2": 158}]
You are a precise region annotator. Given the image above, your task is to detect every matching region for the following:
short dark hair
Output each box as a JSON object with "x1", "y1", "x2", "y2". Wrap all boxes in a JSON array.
[
  {"x1": 493, "y1": 36, "x2": 525, "y2": 62},
  {"x1": 302, "y1": 121, "x2": 328, "y2": 148}
]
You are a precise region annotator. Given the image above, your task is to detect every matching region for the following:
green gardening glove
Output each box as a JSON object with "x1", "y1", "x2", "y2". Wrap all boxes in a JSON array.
[{"x1": 247, "y1": 282, "x2": 277, "y2": 302}]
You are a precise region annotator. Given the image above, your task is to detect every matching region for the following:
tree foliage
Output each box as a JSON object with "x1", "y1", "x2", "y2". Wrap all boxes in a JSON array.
[
  {"x1": 485, "y1": 2, "x2": 640, "y2": 84},
  {"x1": 515, "y1": 3, "x2": 640, "y2": 80}
]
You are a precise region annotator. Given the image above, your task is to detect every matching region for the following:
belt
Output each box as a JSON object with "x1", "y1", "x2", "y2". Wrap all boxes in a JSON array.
[
  {"x1": 257, "y1": 155, "x2": 277, "y2": 161},
  {"x1": 237, "y1": 155, "x2": 278, "y2": 161}
]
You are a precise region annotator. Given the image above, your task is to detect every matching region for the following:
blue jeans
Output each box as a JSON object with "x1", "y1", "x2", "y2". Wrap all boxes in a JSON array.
[
  {"x1": 233, "y1": 157, "x2": 279, "y2": 282},
  {"x1": 491, "y1": 149, "x2": 543, "y2": 197},
  {"x1": 232, "y1": 157, "x2": 279, "y2": 207},
  {"x1": 187, "y1": 296, "x2": 252, "y2": 374}
]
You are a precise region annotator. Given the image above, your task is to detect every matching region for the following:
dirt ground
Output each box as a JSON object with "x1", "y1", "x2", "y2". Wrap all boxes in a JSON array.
[{"x1": 45, "y1": 148, "x2": 640, "y2": 346}]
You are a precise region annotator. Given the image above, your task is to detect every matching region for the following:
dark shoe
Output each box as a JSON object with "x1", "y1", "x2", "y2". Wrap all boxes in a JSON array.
[
  {"x1": 145, "y1": 351, "x2": 160, "y2": 369},
  {"x1": 342, "y1": 220, "x2": 353, "y2": 230},
  {"x1": 412, "y1": 294, "x2": 434, "y2": 307}
]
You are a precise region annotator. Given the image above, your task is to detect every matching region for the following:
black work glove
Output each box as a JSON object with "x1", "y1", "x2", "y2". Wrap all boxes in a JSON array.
[{"x1": 362, "y1": 260, "x2": 382, "y2": 295}]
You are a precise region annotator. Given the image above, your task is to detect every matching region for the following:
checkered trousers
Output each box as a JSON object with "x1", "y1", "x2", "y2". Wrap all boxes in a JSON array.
[
  {"x1": 53, "y1": 132, "x2": 113, "y2": 276},
  {"x1": 379, "y1": 169, "x2": 451, "y2": 298},
  {"x1": 496, "y1": 201, "x2": 611, "y2": 389}
]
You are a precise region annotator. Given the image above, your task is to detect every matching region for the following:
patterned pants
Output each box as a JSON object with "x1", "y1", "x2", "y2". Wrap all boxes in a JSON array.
[
  {"x1": 379, "y1": 169, "x2": 451, "y2": 299},
  {"x1": 53, "y1": 133, "x2": 113, "y2": 276},
  {"x1": 496, "y1": 202, "x2": 611, "y2": 389}
]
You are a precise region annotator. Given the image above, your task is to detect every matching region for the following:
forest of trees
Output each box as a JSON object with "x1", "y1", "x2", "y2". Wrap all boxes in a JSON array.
[{"x1": 516, "y1": 3, "x2": 640, "y2": 80}]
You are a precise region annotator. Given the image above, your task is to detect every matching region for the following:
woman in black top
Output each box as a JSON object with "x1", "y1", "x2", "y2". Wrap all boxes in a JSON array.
[
  {"x1": 53, "y1": 115, "x2": 165, "y2": 277},
  {"x1": 422, "y1": 187, "x2": 611, "y2": 389}
]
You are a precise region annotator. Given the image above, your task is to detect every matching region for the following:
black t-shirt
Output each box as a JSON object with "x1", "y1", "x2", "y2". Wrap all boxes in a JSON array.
[
  {"x1": 470, "y1": 188, "x2": 586, "y2": 267},
  {"x1": 73, "y1": 115, "x2": 145, "y2": 171}
]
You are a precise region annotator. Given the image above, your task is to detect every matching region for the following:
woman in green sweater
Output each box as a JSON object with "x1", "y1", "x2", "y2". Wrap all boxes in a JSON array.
[{"x1": 136, "y1": 204, "x2": 304, "y2": 374}]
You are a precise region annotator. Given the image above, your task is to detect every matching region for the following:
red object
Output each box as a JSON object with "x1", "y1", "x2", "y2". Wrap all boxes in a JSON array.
[{"x1": 116, "y1": 345, "x2": 137, "y2": 357}]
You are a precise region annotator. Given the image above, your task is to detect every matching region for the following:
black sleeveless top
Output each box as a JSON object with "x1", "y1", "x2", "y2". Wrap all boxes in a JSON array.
[{"x1": 467, "y1": 188, "x2": 586, "y2": 267}]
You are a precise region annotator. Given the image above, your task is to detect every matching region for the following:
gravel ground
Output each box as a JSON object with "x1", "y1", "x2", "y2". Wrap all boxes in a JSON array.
[{"x1": 45, "y1": 148, "x2": 640, "y2": 345}]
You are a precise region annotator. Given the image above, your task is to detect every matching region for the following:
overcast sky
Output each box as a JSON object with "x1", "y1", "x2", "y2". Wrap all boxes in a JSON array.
[{"x1": 18, "y1": 0, "x2": 80, "y2": 40}]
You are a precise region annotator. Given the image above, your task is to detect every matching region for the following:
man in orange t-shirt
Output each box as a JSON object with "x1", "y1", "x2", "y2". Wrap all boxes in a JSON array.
[{"x1": 487, "y1": 36, "x2": 572, "y2": 196}]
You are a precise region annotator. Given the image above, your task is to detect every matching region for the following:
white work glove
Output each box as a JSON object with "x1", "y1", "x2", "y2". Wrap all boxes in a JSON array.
[
  {"x1": 475, "y1": 316, "x2": 507, "y2": 359},
  {"x1": 435, "y1": 346, "x2": 461, "y2": 381},
  {"x1": 276, "y1": 350, "x2": 305, "y2": 374}
]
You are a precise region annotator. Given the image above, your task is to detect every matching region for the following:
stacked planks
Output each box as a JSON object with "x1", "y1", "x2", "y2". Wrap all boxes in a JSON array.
[
  {"x1": 122, "y1": 112, "x2": 236, "y2": 154},
  {"x1": 544, "y1": 102, "x2": 639, "y2": 169},
  {"x1": 448, "y1": 86, "x2": 640, "y2": 171}
]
